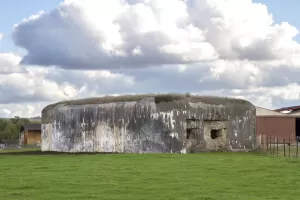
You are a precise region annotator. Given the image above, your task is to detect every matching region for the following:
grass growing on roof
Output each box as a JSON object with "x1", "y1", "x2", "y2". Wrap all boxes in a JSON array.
[
  {"x1": 42, "y1": 93, "x2": 252, "y2": 113},
  {"x1": 0, "y1": 151, "x2": 299, "y2": 200}
]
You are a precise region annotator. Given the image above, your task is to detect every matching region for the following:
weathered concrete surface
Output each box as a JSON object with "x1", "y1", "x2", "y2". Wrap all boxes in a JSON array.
[{"x1": 41, "y1": 94, "x2": 256, "y2": 153}]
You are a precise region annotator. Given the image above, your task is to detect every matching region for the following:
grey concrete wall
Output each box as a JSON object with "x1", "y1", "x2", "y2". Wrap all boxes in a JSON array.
[{"x1": 41, "y1": 96, "x2": 256, "y2": 153}]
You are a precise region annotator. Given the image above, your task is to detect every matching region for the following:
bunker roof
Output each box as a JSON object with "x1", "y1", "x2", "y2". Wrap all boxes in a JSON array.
[{"x1": 42, "y1": 93, "x2": 253, "y2": 113}]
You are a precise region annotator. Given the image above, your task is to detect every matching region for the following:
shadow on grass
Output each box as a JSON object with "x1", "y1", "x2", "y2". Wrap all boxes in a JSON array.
[{"x1": 0, "y1": 150, "x2": 119, "y2": 156}]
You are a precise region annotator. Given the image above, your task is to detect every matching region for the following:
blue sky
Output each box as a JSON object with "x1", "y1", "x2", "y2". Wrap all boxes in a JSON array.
[
  {"x1": 0, "y1": 0, "x2": 299, "y2": 53},
  {"x1": 0, "y1": 0, "x2": 62, "y2": 52},
  {"x1": 253, "y1": 0, "x2": 300, "y2": 42}
]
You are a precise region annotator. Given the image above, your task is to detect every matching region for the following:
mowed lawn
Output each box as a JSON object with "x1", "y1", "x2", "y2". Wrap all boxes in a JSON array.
[{"x1": 0, "y1": 151, "x2": 299, "y2": 200}]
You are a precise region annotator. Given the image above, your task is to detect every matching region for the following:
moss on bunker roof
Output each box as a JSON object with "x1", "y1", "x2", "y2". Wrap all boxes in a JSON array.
[{"x1": 42, "y1": 93, "x2": 252, "y2": 113}]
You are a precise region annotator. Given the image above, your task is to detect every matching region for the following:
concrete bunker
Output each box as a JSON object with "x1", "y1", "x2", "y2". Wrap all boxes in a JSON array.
[
  {"x1": 41, "y1": 94, "x2": 256, "y2": 153},
  {"x1": 203, "y1": 120, "x2": 229, "y2": 151}
]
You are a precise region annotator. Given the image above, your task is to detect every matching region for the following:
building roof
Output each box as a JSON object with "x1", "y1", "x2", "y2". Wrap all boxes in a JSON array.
[
  {"x1": 42, "y1": 93, "x2": 253, "y2": 113},
  {"x1": 275, "y1": 105, "x2": 300, "y2": 113},
  {"x1": 21, "y1": 124, "x2": 41, "y2": 131},
  {"x1": 256, "y1": 106, "x2": 286, "y2": 116}
]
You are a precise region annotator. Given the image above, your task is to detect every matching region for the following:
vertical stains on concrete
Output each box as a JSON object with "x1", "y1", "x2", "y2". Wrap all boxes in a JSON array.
[{"x1": 41, "y1": 94, "x2": 256, "y2": 153}]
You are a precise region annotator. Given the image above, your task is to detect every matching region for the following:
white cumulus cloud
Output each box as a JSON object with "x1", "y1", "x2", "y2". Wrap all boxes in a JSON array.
[
  {"x1": 0, "y1": 0, "x2": 300, "y2": 117},
  {"x1": 0, "y1": 54, "x2": 135, "y2": 105},
  {"x1": 13, "y1": 0, "x2": 300, "y2": 69},
  {"x1": 0, "y1": 53, "x2": 24, "y2": 74}
]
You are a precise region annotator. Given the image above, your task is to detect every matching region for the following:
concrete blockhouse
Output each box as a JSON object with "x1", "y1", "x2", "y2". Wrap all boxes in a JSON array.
[
  {"x1": 41, "y1": 94, "x2": 256, "y2": 153},
  {"x1": 19, "y1": 124, "x2": 42, "y2": 145}
]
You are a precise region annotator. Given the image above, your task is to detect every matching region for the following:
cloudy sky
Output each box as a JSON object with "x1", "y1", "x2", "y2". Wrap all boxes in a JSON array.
[{"x1": 0, "y1": 0, "x2": 300, "y2": 118}]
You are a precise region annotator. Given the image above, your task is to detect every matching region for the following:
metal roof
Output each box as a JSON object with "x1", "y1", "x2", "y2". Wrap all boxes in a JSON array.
[
  {"x1": 256, "y1": 106, "x2": 286, "y2": 116},
  {"x1": 275, "y1": 105, "x2": 300, "y2": 112}
]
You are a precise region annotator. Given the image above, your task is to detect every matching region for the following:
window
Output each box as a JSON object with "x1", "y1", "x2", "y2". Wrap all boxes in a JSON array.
[
  {"x1": 211, "y1": 129, "x2": 222, "y2": 139},
  {"x1": 187, "y1": 128, "x2": 195, "y2": 139},
  {"x1": 186, "y1": 118, "x2": 200, "y2": 139}
]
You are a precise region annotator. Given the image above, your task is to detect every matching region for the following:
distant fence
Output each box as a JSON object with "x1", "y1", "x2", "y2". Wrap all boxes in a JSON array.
[
  {"x1": 256, "y1": 134, "x2": 300, "y2": 158},
  {"x1": 0, "y1": 143, "x2": 41, "y2": 150}
]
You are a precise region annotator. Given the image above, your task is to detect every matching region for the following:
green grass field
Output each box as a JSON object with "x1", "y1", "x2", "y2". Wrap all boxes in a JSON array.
[{"x1": 0, "y1": 151, "x2": 299, "y2": 200}]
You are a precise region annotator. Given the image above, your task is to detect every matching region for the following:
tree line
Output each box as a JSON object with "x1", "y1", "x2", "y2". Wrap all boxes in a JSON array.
[{"x1": 0, "y1": 117, "x2": 40, "y2": 144}]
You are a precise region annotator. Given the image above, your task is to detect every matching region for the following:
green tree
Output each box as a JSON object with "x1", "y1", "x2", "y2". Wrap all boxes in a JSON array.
[
  {"x1": 0, "y1": 118, "x2": 40, "y2": 144},
  {"x1": 0, "y1": 119, "x2": 10, "y2": 131}
]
